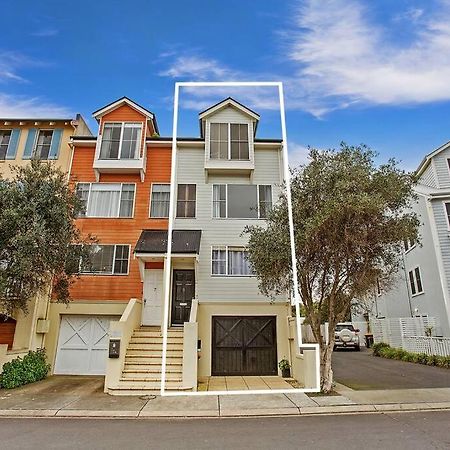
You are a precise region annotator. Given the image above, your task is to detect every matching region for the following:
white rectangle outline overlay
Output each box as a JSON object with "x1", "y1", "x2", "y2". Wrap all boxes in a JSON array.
[{"x1": 161, "y1": 81, "x2": 320, "y2": 396}]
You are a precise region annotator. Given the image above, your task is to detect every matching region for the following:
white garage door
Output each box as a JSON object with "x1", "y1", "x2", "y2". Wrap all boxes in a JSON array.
[{"x1": 54, "y1": 315, "x2": 118, "y2": 375}]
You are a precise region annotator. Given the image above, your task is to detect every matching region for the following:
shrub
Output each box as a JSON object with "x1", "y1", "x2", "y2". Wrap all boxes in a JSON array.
[
  {"x1": 0, "y1": 349, "x2": 50, "y2": 389},
  {"x1": 426, "y1": 355, "x2": 439, "y2": 366},
  {"x1": 372, "y1": 342, "x2": 389, "y2": 357}
]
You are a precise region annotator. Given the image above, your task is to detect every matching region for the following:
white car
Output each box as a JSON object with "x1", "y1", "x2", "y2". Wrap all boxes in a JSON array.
[{"x1": 334, "y1": 323, "x2": 361, "y2": 351}]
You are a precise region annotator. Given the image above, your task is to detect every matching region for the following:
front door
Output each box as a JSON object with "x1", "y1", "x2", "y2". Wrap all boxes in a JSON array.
[
  {"x1": 171, "y1": 270, "x2": 195, "y2": 325},
  {"x1": 142, "y1": 269, "x2": 163, "y2": 326}
]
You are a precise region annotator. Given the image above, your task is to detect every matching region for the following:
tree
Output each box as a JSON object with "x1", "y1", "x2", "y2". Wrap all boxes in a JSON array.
[
  {"x1": 0, "y1": 160, "x2": 94, "y2": 316},
  {"x1": 244, "y1": 144, "x2": 419, "y2": 392}
]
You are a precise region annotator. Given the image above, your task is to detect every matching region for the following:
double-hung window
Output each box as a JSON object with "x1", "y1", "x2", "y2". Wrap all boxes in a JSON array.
[
  {"x1": 444, "y1": 202, "x2": 450, "y2": 229},
  {"x1": 99, "y1": 122, "x2": 142, "y2": 160},
  {"x1": 211, "y1": 246, "x2": 254, "y2": 276},
  {"x1": 35, "y1": 130, "x2": 53, "y2": 159},
  {"x1": 176, "y1": 184, "x2": 196, "y2": 218},
  {"x1": 0, "y1": 130, "x2": 12, "y2": 160},
  {"x1": 76, "y1": 183, "x2": 135, "y2": 218},
  {"x1": 404, "y1": 238, "x2": 416, "y2": 252},
  {"x1": 212, "y1": 184, "x2": 272, "y2": 218},
  {"x1": 150, "y1": 184, "x2": 170, "y2": 218},
  {"x1": 210, "y1": 123, "x2": 249, "y2": 160},
  {"x1": 408, "y1": 267, "x2": 423, "y2": 296},
  {"x1": 81, "y1": 244, "x2": 130, "y2": 275}
]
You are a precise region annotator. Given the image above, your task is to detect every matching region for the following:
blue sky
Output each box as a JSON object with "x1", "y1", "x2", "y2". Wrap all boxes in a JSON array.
[{"x1": 2, "y1": 0, "x2": 450, "y2": 170}]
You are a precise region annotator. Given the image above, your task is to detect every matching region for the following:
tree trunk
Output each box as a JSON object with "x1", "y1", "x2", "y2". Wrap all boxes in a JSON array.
[{"x1": 320, "y1": 339, "x2": 335, "y2": 393}]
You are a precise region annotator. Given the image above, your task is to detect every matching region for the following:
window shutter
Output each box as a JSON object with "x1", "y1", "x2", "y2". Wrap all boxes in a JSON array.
[
  {"x1": 22, "y1": 129, "x2": 37, "y2": 159},
  {"x1": 6, "y1": 129, "x2": 21, "y2": 159},
  {"x1": 48, "y1": 128, "x2": 63, "y2": 159}
]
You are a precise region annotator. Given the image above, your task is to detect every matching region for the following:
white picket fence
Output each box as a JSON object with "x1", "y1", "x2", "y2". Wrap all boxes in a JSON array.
[
  {"x1": 403, "y1": 336, "x2": 450, "y2": 357},
  {"x1": 371, "y1": 317, "x2": 450, "y2": 356}
]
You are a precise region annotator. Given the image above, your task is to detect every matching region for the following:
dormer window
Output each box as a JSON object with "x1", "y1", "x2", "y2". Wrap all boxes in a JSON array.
[
  {"x1": 99, "y1": 122, "x2": 142, "y2": 160},
  {"x1": 210, "y1": 123, "x2": 249, "y2": 160}
]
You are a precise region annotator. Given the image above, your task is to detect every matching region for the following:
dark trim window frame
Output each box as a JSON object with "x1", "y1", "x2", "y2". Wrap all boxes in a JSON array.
[
  {"x1": 176, "y1": 184, "x2": 196, "y2": 218},
  {"x1": 0, "y1": 129, "x2": 12, "y2": 160},
  {"x1": 408, "y1": 266, "x2": 424, "y2": 296}
]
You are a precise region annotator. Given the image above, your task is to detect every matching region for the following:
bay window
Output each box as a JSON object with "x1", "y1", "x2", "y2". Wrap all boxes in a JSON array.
[
  {"x1": 76, "y1": 183, "x2": 135, "y2": 218},
  {"x1": 99, "y1": 122, "x2": 142, "y2": 160}
]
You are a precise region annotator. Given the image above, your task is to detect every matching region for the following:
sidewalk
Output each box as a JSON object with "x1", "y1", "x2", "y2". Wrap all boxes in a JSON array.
[{"x1": 0, "y1": 377, "x2": 449, "y2": 418}]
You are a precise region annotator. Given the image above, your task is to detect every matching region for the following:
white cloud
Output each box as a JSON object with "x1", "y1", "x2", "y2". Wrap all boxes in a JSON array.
[
  {"x1": 286, "y1": 0, "x2": 450, "y2": 113},
  {"x1": 0, "y1": 93, "x2": 72, "y2": 118},
  {"x1": 288, "y1": 142, "x2": 310, "y2": 168},
  {"x1": 31, "y1": 28, "x2": 59, "y2": 37}
]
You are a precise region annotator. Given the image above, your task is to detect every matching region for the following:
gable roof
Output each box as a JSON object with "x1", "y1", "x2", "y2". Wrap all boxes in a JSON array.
[
  {"x1": 92, "y1": 97, "x2": 159, "y2": 134},
  {"x1": 416, "y1": 140, "x2": 450, "y2": 178},
  {"x1": 198, "y1": 97, "x2": 260, "y2": 121}
]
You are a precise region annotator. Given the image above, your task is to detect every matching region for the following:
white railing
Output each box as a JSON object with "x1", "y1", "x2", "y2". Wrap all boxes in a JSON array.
[{"x1": 403, "y1": 336, "x2": 450, "y2": 357}]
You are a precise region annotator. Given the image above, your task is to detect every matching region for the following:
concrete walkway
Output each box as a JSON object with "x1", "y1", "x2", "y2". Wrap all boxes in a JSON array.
[
  {"x1": 198, "y1": 376, "x2": 296, "y2": 391},
  {"x1": 0, "y1": 376, "x2": 449, "y2": 418}
]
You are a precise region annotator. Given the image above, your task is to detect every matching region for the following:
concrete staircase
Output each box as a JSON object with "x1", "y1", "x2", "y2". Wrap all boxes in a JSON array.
[{"x1": 107, "y1": 326, "x2": 189, "y2": 395}]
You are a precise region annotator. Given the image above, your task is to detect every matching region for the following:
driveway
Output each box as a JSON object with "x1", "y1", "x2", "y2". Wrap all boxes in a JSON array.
[{"x1": 333, "y1": 348, "x2": 450, "y2": 390}]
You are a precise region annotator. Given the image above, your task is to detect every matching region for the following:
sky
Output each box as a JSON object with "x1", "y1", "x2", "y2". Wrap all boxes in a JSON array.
[{"x1": 2, "y1": 0, "x2": 450, "y2": 170}]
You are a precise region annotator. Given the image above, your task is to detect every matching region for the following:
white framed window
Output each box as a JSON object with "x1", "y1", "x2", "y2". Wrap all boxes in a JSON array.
[
  {"x1": 404, "y1": 238, "x2": 416, "y2": 253},
  {"x1": 150, "y1": 184, "x2": 170, "y2": 218},
  {"x1": 212, "y1": 184, "x2": 272, "y2": 219},
  {"x1": 99, "y1": 122, "x2": 142, "y2": 160},
  {"x1": 80, "y1": 244, "x2": 130, "y2": 275},
  {"x1": 0, "y1": 130, "x2": 12, "y2": 160},
  {"x1": 444, "y1": 202, "x2": 450, "y2": 229},
  {"x1": 34, "y1": 130, "x2": 54, "y2": 159},
  {"x1": 210, "y1": 122, "x2": 249, "y2": 160},
  {"x1": 176, "y1": 184, "x2": 196, "y2": 218},
  {"x1": 211, "y1": 246, "x2": 254, "y2": 276},
  {"x1": 76, "y1": 183, "x2": 136, "y2": 218},
  {"x1": 408, "y1": 266, "x2": 423, "y2": 296}
]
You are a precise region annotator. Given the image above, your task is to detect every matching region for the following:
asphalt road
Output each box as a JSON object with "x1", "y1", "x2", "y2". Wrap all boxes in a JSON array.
[
  {"x1": 0, "y1": 412, "x2": 449, "y2": 449},
  {"x1": 333, "y1": 347, "x2": 450, "y2": 390}
]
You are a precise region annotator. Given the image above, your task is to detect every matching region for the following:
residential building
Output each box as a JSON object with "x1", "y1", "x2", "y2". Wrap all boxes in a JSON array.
[
  {"x1": 0, "y1": 115, "x2": 92, "y2": 368},
  {"x1": 361, "y1": 142, "x2": 450, "y2": 337}
]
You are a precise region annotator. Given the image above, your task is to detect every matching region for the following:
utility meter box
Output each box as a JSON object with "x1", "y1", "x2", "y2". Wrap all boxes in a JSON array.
[{"x1": 109, "y1": 339, "x2": 120, "y2": 358}]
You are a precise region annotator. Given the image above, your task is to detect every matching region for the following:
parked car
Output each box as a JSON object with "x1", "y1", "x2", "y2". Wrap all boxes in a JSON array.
[{"x1": 334, "y1": 323, "x2": 360, "y2": 351}]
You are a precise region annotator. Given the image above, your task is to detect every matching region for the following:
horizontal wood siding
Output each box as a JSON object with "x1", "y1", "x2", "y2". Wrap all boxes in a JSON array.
[
  {"x1": 69, "y1": 145, "x2": 171, "y2": 302},
  {"x1": 432, "y1": 147, "x2": 450, "y2": 188},
  {"x1": 174, "y1": 146, "x2": 284, "y2": 303},
  {"x1": 419, "y1": 162, "x2": 437, "y2": 188}
]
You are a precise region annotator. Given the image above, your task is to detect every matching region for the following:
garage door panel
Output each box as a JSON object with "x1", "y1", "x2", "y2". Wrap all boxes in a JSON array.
[
  {"x1": 54, "y1": 315, "x2": 118, "y2": 375},
  {"x1": 212, "y1": 316, "x2": 277, "y2": 376}
]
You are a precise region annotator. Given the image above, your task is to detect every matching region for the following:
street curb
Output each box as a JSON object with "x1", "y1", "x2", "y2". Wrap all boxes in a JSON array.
[{"x1": 0, "y1": 403, "x2": 448, "y2": 418}]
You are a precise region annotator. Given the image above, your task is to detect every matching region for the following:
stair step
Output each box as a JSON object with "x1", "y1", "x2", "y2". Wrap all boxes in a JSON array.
[
  {"x1": 121, "y1": 374, "x2": 182, "y2": 381},
  {"x1": 129, "y1": 337, "x2": 184, "y2": 344},
  {"x1": 127, "y1": 343, "x2": 183, "y2": 350},
  {"x1": 115, "y1": 380, "x2": 184, "y2": 388},
  {"x1": 123, "y1": 368, "x2": 182, "y2": 374},
  {"x1": 125, "y1": 355, "x2": 182, "y2": 363},
  {"x1": 126, "y1": 350, "x2": 183, "y2": 357}
]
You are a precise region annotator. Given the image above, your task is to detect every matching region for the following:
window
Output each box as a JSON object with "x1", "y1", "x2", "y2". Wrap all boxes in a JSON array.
[
  {"x1": 212, "y1": 185, "x2": 226, "y2": 218},
  {"x1": 210, "y1": 123, "x2": 249, "y2": 160},
  {"x1": 150, "y1": 184, "x2": 170, "y2": 218},
  {"x1": 76, "y1": 183, "x2": 135, "y2": 218},
  {"x1": 445, "y1": 202, "x2": 450, "y2": 228},
  {"x1": 177, "y1": 184, "x2": 196, "y2": 218},
  {"x1": 258, "y1": 185, "x2": 272, "y2": 218},
  {"x1": 35, "y1": 130, "x2": 53, "y2": 159},
  {"x1": 0, "y1": 130, "x2": 12, "y2": 160},
  {"x1": 99, "y1": 122, "x2": 142, "y2": 160},
  {"x1": 404, "y1": 238, "x2": 416, "y2": 252},
  {"x1": 81, "y1": 244, "x2": 130, "y2": 275},
  {"x1": 408, "y1": 267, "x2": 423, "y2": 296},
  {"x1": 213, "y1": 184, "x2": 272, "y2": 219},
  {"x1": 211, "y1": 246, "x2": 254, "y2": 276}
]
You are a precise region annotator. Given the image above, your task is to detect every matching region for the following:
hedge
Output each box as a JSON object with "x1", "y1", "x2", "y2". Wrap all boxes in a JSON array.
[
  {"x1": 372, "y1": 342, "x2": 450, "y2": 369},
  {"x1": 0, "y1": 348, "x2": 51, "y2": 389}
]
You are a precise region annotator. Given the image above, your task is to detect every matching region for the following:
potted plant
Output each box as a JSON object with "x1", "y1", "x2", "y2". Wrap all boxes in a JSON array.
[{"x1": 279, "y1": 359, "x2": 291, "y2": 378}]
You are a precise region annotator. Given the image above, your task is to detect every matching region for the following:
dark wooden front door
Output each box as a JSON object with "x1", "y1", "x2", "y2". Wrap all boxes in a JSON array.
[
  {"x1": 171, "y1": 270, "x2": 195, "y2": 325},
  {"x1": 212, "y1": 316, "x2": 277, "y2": 376}
]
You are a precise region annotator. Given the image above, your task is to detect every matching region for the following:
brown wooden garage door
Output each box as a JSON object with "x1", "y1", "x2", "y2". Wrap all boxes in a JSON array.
[
  {"x1": 212, "y1": 316, "x2": 277, "y2": 376},
  {"x1": 0, "y1": 315, "x2": 16, "y2": 350}
]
